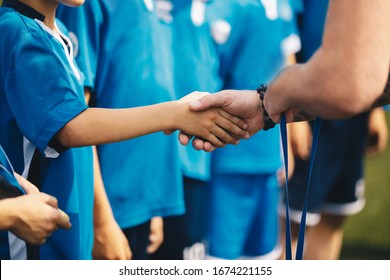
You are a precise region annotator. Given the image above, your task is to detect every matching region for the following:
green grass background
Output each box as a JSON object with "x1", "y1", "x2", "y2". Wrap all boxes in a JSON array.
[{"x1": 340, "y1": 112, "x2": 390, "y2": 260}]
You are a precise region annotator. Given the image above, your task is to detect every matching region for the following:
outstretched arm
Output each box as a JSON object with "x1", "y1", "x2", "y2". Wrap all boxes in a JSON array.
[{"x1": 56, "y1": 97, "x2": 249, "y2": 149}]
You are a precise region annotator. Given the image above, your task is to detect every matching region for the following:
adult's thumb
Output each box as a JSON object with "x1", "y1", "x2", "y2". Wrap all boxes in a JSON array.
[{"x1": 189, "y1": 95, "x2": 213, "y2": 111}]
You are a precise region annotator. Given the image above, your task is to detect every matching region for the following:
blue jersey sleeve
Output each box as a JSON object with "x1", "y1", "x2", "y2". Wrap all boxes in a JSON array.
[{"x1": 4, "y1": 31, "x2": 88, "y2": 157}]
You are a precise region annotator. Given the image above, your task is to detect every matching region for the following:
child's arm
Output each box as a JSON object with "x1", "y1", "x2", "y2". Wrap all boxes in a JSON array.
[
  {"x1": 92, "y1": 147, "x2": 132, "y2": 260},
  {"x1": 56, "y1": 99, "x2": 249, "y2": 149}
]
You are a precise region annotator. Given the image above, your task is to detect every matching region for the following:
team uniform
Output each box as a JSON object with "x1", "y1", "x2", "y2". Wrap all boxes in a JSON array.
[
  {"x1": 205, "y1": 0, "x2": 301, "y2": 259},
  {"x1": 150, "y1": 0, "x2": 222, "y2": 260},
  {"x1": 280, "y1": 0, "x2": 368, "y2": 225},
  {"x1": 0, "y1": 0, "x2": 93, "y2": 259},
  {"x1": 57, "y1": 0, "x2": 184, "y2": 259}
]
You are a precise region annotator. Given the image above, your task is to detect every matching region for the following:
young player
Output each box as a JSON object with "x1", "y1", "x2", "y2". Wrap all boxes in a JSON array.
[
  {"x1": 0, "y1": 0, "x2": 247, "y2": 259},
  {"x1": 204, "y1": 0, "x2": 301, "y2": 260},
  {"x1": 150, "y1": 0, "x2": 222, "y2": 260}
]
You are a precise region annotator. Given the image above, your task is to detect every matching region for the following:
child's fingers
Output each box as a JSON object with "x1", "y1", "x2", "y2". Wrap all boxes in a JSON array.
[{"x1": 217, "y1": 110, "x2": 250, "y2": 139}]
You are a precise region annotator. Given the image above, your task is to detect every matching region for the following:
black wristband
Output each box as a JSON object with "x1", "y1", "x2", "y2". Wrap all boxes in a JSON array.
[{"x1": 256, "y1": 84, "x2": 276, "y2": 131}]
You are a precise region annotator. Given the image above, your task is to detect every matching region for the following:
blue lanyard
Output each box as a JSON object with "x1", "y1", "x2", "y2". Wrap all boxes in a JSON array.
[{"x1": 280, "y1": 115, "x2": 322, "y2": 260}]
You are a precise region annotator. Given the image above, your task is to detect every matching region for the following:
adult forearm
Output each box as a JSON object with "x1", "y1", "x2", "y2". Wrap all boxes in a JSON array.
[
  {"x1": 266, "y1": 63, "x2": 390, "y2": 123},
  {"x1": 265, "y1": 0, "x2": 390, "y2": 120}
]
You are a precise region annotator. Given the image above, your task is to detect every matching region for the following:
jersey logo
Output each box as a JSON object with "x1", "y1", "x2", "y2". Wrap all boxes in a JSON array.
[
  {"x1": 156, "y1": 0, "x2": 173, "y2": 23},
  {"x1": 210, "y1": 19, "x2": 231, "y2": 45},
  {"x1": 143, "y1": 0, "x2": 154, "y2": 12},
  {"x1": 191, "y1": 0, "x2": 206, "y2": 26}
]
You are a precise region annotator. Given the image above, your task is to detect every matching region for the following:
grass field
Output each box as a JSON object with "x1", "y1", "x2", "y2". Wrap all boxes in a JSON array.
[{"x1": 340, "y1": 112, "x2": 390, "y2": 260}]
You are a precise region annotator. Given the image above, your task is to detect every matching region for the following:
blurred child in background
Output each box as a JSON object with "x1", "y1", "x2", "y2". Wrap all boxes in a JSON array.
[
  {"x1": 204, "y1": 0, "x2": 301, "y2": 260},
  {"x1": 150, "y1": 0, "x2": 222, "y2": 260}
]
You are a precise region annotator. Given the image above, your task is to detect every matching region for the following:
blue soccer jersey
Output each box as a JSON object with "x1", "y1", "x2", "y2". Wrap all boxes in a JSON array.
[
  {"x1": 57, "y1": 0, "x2": 184, "y2": 229},
  {"x1": 0, "y1": 1, "x2": 93, "y2": 259},
  {"x1": 168, "y1": 0, "x2": 222, "y2": 181},
  {"x1": 207, "y1": 0, "x2": 300, "y2": 174}
]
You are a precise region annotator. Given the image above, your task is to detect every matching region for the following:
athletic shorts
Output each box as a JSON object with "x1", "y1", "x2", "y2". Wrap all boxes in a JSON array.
[
  {"x1": 279, "y1": 114, "x2": 369, "y2": 226},
  {"x1": 207, "y1": 173, "x2": 281, "y2": 259},
  {"x1": 122, "y1": 220, "x2": 151, "y2": 260},
  {"x1": 150, "y1": 177, "x2": 208, "y2": 260}
]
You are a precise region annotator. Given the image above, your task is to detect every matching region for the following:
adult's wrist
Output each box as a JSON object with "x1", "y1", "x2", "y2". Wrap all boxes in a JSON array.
[{"x1": 256, "y1": 84, "x2": 277, "y2": 131}]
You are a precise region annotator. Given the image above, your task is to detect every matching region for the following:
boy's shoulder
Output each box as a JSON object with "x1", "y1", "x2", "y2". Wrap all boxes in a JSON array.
[{"x1": 0, "y1": 7, "x2": 44, "y2": 41}]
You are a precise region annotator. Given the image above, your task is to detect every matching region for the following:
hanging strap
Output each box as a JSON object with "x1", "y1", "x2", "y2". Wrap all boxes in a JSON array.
[
  {"x1": 280, "y1": 115, "x2": 292, "y2": 260},
  {"x1": 280, "y1": 115, "x2": 322, "y2": 260},
  {"x1": 295, "y1": 118, "x2": 322, "y2": 260}
]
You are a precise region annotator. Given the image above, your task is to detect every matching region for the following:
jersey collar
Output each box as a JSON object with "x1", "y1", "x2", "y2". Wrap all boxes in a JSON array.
[{"x1": 2, "y1": 0, "x2": 45, "y2": 21}]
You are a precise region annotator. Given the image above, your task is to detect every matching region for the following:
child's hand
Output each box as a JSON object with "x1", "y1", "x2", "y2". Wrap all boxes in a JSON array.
[
  {"x1": 147, "y1": 217, "x2": 164, "y2": 254},
  {"x1": 164, "y1": 92, "x2": 211, "y2": 136}
]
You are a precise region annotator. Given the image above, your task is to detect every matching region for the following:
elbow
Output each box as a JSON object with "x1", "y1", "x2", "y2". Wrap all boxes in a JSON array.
[
  {"x1": 323, "y1": 67, "x2": 387, "y2": 117},
  {"x1": 344, "y1": 72, "x2": 387, "y2": 115},
  {"x1": 56, "y1": 122, "x2": 81, "y2": 148},
  {"x1": 311, "y1": 46, "x2": 389, "y2": 117}
]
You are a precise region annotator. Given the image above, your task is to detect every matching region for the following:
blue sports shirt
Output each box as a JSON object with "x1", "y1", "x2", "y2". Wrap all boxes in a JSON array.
[
  {"x1": 0, "y1": 0, "x2": 93, "y2": 259},
  {"x1": 207, "y1": 0, "x2": 300, "y2": 174},
  {"x1": 167, "y1": 0, "x2": 222, "y2": 181}
]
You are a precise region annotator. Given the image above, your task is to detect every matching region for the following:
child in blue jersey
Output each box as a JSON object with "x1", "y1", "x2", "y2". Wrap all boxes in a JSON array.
[
  {"x1": 150, "y1": 0, "x2": 222, "y2": 260},
  {"x1": 55, "y1": 0, "x2": 248, "y2": 260},
  {"x1": 204, "y1": 0, "x2": 301, "y2": 260},
  {"x1": 0, "y1": 145, "x2": 71, "y2": 258},
  {"x1": 280, "y1": 0, "x2": 388, "y2": 259},
  {"x1": 0, "y1": 0, "x2": 247, "y2": 260}
]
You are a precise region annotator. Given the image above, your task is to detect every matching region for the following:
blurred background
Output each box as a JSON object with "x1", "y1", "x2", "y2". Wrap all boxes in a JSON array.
[{"x1": 341, "y1": 112, "x2": 390, "y2": 260}]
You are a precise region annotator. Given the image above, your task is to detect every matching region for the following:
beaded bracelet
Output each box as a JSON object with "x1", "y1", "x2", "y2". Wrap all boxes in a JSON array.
[{"x1": 256, "y1": 84, "x2": 277, "y2": 131}]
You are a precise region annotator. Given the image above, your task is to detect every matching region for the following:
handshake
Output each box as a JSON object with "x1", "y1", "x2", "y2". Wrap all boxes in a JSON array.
[{"x1": 169, "y1": 90, "x2": 268, "y2": 152}]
